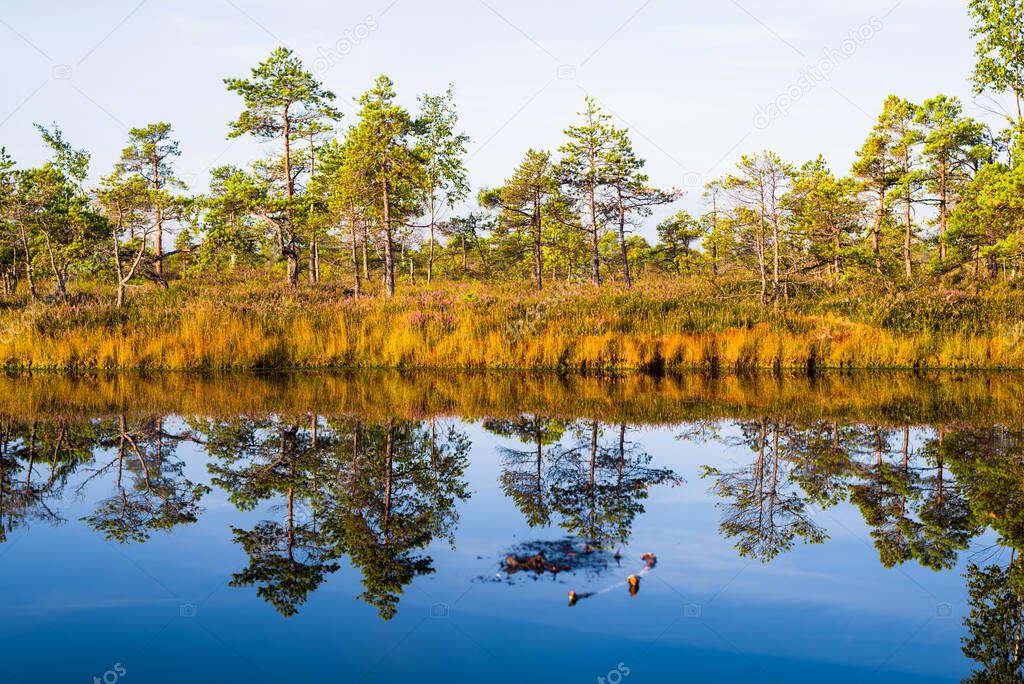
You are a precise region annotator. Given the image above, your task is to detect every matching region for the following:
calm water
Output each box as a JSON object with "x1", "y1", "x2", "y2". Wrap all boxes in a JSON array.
[{"x1": 0, "y1": 372, "x2": 1020, "y2": 683}]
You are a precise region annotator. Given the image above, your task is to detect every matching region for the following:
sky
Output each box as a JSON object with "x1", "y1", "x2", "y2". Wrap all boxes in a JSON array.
[{"x1": 0, "y1": 0, "x2": 1007, "y2": 238}]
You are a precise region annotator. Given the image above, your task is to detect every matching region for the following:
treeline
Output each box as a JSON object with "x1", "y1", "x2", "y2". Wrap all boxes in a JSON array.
[{"x1": 1, "y1": 2, "x2": 1023, "y2": 307}]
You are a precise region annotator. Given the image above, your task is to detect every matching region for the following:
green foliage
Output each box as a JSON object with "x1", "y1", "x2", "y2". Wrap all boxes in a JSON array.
[
  {"x1": 224, "y1": 46, "x2": 341, "y2": 142},
  {"x1": 970, "y1": 0, "x2": 1024, "y2": 119},
  {"x1": 655, "y1": 210, "x2": 706, "y2": 273},
  {"x1": 962, "y1": 559, "x2": 1024, "y2": 682}
]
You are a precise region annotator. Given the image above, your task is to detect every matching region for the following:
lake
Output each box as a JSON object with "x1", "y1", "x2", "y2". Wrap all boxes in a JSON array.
[{"x1": 0, "y1": 371, "x2": 1020, "y2": 683}]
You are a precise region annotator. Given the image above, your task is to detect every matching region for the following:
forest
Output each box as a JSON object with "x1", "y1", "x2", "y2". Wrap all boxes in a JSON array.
[{"x1": 2, "y1": 1, "x2": 1024, "y2": 371}]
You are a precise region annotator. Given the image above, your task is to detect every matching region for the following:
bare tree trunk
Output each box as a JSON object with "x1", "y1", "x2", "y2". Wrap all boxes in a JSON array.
[
  {"x1": 771, "y1": 219, "x2": 780, "y2": 305},
  {"x1": 427, "y1": 198, "x2": 436, "y2": 285},
  {"x1": 282, "y1": 106, "x2": 299, "y2": 290},
  {"x1": 834, "y1": 232, "x2": 842, "y2": 287},
  {"x1": 42, "y1": 233, "x2": 68, "y2": 302},
  {"x1": 874, "y1": 191, "x2": 884, "y2": 276},
  {"x1": 361, "y1": 222, "x2": 370, "y2": 280},
  {"x1": 350, "y1": 211, "x2": 361, "y2": 298},
  {"x1": 938, "y1": 162, "x2": 948, "y2": 263},
  {"x1": 113, "y1": 230, "x2": 125, "y2": 308},
  {"x1": 307, "y1": 237, "x2": 316, "y2": 288},
  {"x1": 756, "y1": 225, "x2": 768, "y2": 306},
  {"x1": 17, "y1": 223, "x2": 36, "y2": 302},
  {"x1": 533, "y1": 197, "x2": 543, "y2": 291},
  {"x1": 617, "y1": 188, "x2": 632, "y2": 288},
  {"x1": 285, "y1": 248, "x2": 299, "y2": 289},
  {"x1": 588, "y1": 180, "x2": 600, "y2": 286},
  {"x1": 903, "y1": 193, "x2": 912, "y2": 280},
  {"x1": 152, "y1": 157, "x2": 164, "y2": 278},
  {"x1": 381, "y1": 177, "x2": 395, "y2": 297}
]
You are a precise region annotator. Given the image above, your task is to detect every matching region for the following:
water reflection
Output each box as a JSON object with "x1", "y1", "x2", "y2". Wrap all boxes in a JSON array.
[
  {"x1": 486, "y1": 419, "x2": 679, "y2": 549},
  {"x1": 3, "y1": 372, "x2": 1024, "y2": 680},
  {"x1": 194, "y1": 415, "x2": 472, "y2": 619}
]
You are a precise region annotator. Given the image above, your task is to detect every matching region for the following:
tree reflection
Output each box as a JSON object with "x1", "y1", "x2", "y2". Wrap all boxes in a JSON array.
[
  {"x1": 330, "y1": 418, "x2": 470, "y2": 620},
  {"x1": 908, "y1": 429, "x2": 978, "y2": 571},
  {"x1": 485, "y1": 416, "x2": 568, "y2": 527},
  {"x1": 198, "y1": 414, "x2": 340, "y2": 617},
  {"x1": 84, "y1": 414, "x2": 210, "y2": 543},
  {"x1": 0, "y1": 418, "x2": 98, "y2": 540},
  {"x1": 492, "y1": 419, "x2": 679, "y2": 549},
  {"x1": 197, "y1": 415, "x2": 471, "y2": 620},
  {"x1": 10, "y1": 386, "x2": 1024, "y2": 684},
  {"x1": 849, "y1": 427, "x2": 919, "y2": 567},
  {"x1": 702, "y1": 418, "x2": 828, "y2": 562},
  {"x1": 962, "y1": 556, "x2": 1024, "y2": 683}
]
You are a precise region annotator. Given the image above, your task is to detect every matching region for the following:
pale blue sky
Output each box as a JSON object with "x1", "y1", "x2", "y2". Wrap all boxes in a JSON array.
[{"x1": 0, "y1": 0, "x2": 1004, "y2": 231}]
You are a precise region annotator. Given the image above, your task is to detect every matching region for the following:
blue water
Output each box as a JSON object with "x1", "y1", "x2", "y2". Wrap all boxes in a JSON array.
[{"x1": 0, "y1": 418, "x2": 987, "y2": 683}]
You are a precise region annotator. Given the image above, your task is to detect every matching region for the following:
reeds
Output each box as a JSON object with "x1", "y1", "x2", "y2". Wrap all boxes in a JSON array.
[{"x1": 1, "y1": 275, "x2": 1022, "y2": 372}]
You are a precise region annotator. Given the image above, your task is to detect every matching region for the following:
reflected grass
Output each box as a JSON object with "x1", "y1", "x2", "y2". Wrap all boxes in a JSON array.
[{"x1": 3, "y1": 369, "x2": 1024, "y2": 426}]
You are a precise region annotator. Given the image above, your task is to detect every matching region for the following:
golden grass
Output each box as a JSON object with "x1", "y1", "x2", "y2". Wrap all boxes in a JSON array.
[{"x1": 1, "y1": 275, "x2": 1023, "y2": 371}]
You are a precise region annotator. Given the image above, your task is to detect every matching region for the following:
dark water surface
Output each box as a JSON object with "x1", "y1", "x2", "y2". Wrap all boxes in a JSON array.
[{"x1": 1, "y1": 371, "x2": 1021, "y2": 683}]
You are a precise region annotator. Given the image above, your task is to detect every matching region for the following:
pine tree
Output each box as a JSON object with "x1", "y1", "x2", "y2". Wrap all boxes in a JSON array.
[
  {"x1": 224, "y1": 47, "x2": 341, "y2": 288},
  {"x1": 347, "y1": 75, "x2": 423, "y2": 297},
  {"x1": 416, "y1": 85, "x2": 469, "y2": 285},
  {"x1": 559, "y1": 97, "x2": 616, "y2": 286}
]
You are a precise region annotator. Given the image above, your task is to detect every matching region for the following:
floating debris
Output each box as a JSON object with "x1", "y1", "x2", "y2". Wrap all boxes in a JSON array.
[
  {"x1": 482, "y1": 538, "x2": 619, "y2": 584},
  {"x1": 568, "y1": 590, "x2": 595, "y2": 607}
]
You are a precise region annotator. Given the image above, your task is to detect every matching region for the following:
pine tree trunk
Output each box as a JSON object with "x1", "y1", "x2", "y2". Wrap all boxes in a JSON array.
[
  {"x1": 772, "y1": 221, "x2": 780, "y2": 305},
  {"x1": 361, "y1": 222, "x2": 370, "y2": 280},
  {"x1": 282, "y1": 106, "x2": 299, "y2": 290},
  {"x1": 381, "y1": 177, "x2": 395, "y2": 297},
  {"x1": 533, "y1": 196, "x2": 543, "y2": 290},
  {"x1": 834, "y1": 233, "x2": 842, "y2": 287},
  {"x1": 617, "y1": 188, "x2": 632, "y2": 288},
  {"x1": 17, "y1": 224, "x2": 36, "y2": 302},
  {"x1": 153, "y1": 157, "x2": 163, "y2": 278},
  {"x1": 874, "y1": 191, "x2": 884, "y2": 276},
  {"x1": 350, "y1": 211, "x2": 361, "y2": 298},
  {"x1": 286, "y1": 249, "x2": 299, "y2": 289},
  {"x1": 904, "y1": 194, "x2": 912, "y2": 280},
  {"x1": 939, "y1": 163, "x2": 948, "y2": 262},
  {"x1": 308, "y1": 233, "x2": 318, "y2": 284},
  {"x1": 427, "y1": 199, "x2": 435, "y2": 285}
]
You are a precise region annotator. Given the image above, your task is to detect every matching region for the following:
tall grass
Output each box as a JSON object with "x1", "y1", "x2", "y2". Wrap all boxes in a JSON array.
[{"x1": 1, "y1": 274, "x2": 1023, "y2": 371}]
